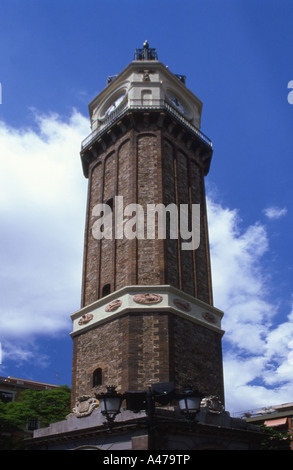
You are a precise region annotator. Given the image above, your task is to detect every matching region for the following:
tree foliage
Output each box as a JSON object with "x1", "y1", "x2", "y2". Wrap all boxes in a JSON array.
[
  {"x1": 260, "y1": 424, "x2": 291, "y2": 450},
  {"x1": 0, "y1": 385, "x2": 71, "y2": 450}
]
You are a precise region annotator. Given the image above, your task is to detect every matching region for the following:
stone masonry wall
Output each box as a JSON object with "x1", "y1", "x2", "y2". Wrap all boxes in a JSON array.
[{"x1": 71, "y1": 312, "x2": 224, "y2": 407}]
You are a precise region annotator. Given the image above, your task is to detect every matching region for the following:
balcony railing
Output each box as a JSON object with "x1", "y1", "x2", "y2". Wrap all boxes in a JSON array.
[{"x1": 81, "y1": 99, "x2": 212, "y2": 151}]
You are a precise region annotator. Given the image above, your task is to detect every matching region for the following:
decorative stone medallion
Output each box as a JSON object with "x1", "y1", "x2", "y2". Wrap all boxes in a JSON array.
[
  {"x1": 201, "y1": 311, "x2": 217, "y2": 324},
  {"x1": 173, "y1": 298, "x2": 191, "y2": 312},
  {"x1": 72, "y1": 396, "x2": 99, "y2": 418},
  {"x1": 201, "y1": 395, "x2": 224, "y2": 415},
  {"x1": 105, "y1": 299, "x2": 122, "y2": 312},
  {"x1": 78, "y1": 313, "x2": 94, "y2": 325},
  {"x1": 133, "y1": 293, "x2": 163, "y2": 305}
]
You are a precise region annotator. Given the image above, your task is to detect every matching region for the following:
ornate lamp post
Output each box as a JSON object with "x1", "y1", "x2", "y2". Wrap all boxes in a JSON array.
[
  {"x1": 96, "y1": 382, "x2": 204, "y2": 442},
  {"x1": 96, "y1": 386, "x2": 124, "y2": 432},
  {"x1": 177, "y1": 388, "x2": 204, "y2": 422}
]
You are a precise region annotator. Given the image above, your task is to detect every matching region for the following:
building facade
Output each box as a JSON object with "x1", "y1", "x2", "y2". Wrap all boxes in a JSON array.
[
  {"x1": 245, "y1": 402, "x2": 293, "y2": 450},
  {"x1": 0, "y1": 376, "x2": 59, "y2": 448},
  {"x1": 0, "y1": 376, "x2": 58, "y2": 404}
]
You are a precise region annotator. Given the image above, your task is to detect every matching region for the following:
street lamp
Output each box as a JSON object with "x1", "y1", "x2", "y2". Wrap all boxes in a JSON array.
[
  {"x1": 95, "y1": 385, "x2": 124, "y2": 431},
  {"x1": 177, "y1": 387, "x2": 203, "y2": 422},
  {"x1": 96, "y1": 383, "x2": 204, "y2": 436}
]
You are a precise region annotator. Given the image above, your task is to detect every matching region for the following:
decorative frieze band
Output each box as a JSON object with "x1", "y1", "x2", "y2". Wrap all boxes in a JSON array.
[{"x1": 71, "y1": 285, "x2": 224, "y2": 337}]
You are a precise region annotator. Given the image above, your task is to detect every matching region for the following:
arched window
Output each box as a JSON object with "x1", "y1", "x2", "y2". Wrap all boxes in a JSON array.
[
  {"x1": 102, "y1": 283, "x2": 111, "y2": 297},
  {"x1": 93, "y1": 368, "x2": 102, "y2": 387}
]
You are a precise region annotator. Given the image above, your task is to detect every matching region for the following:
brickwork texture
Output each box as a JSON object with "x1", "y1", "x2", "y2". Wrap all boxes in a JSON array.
[{"x1": 71, "y1": 115, "x2": 223, "y2": 408}]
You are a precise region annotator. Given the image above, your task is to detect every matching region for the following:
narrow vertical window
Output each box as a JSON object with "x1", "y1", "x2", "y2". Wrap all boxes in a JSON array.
[
  {"x1": 102, "y1": 283, "x2": 111, "y2": 297},
  {"x1": 93, "y1": 368, "x2": 102, "y2": 387}
]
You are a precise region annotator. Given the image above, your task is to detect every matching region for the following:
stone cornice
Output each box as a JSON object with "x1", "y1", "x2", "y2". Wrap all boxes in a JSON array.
[{"x1": 80, "y1": 106, "x2": 213, "y2": 178}]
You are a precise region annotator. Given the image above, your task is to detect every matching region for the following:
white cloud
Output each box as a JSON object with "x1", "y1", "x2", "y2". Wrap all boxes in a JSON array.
[
  {"x1": 0, "y1": 341, "x2": 51, "y2": 373},
  {"x1": 0, "y1": 110, "x2": 89, "y2": 343},
  {"x1": 207, "y1": 197, "x2": 293, "y2": 413},
  {"x1": 207, "y1": 198, "x2": 272, "y2": 322},
  {"x1": 263, "y1": 206, "x2": 287, "y2": 220},
  {"x1": 222, "y1": 353, "x2": 293, "y2": 415}
]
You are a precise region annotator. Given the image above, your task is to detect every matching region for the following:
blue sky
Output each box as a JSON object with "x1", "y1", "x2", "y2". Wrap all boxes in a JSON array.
[{"x1": 0, "y1": 0, "x2": 293, "y2": 414}]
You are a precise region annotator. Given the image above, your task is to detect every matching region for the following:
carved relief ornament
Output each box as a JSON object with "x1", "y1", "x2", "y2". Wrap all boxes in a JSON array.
[
  {"x1": 78, "y1": 313, "x2": 94, "y2": 325},
  {"x1": 173, "y1": 298, "x2": 191, "y2": 312},
  {"x1": 133, "y1": 293, "x2": 163, "y2": 305},
  {"x1": 72, "y1": 396, "x2": 99, "y2": 418},
  {"x1": 105, "y1": 299, "x2": 122, "y2": 312},
  {"x1": 202, "y1": 311, "x2": 217, "y2": 324},
  {"x1": 201, "y1": 395, "x2": 224, "y2": 415}
]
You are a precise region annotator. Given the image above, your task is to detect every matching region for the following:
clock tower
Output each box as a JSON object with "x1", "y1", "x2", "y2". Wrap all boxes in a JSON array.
[{"x1": 70, "y1": 42, "x2": 225, "y2": 408}]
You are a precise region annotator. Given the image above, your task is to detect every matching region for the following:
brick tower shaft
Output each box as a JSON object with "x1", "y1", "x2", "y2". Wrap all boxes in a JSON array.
[
  {"x1": 81, "y1": 126, "x2": 213, "y2": 307},
  {"x1": 70, "y1": 44, "x2": 225, "y2": 409}
]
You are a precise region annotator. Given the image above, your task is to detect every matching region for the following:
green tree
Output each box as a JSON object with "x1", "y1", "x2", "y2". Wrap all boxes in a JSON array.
[
  {"x1": 260, "y1": 424, "x2": 291, "y2": 450},
  {"x1": 0, "y1": 385, "x2": 71, "y2": 450},
  {"x1": 0, "y1": 399, "x2": 20, "y2": 449}
]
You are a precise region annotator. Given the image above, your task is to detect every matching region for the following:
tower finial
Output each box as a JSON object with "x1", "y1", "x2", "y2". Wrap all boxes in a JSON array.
[{"x1": 134, "y1": 41, "x2": 158, "y2": 61}]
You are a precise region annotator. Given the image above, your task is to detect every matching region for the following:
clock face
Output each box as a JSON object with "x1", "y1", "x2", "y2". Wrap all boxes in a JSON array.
[
  {"x1": 167, "y1": 92, "x2": 187, "y2": 115},
  {"x1": 104, "y1": 93, "x2": 126, "y2": 117}
]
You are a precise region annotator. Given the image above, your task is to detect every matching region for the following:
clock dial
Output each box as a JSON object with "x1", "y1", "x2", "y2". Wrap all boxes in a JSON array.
[
  {"x1": 167, "y1": 92, "x2": 187, "y2": 115},
  {"x1": 104, "y1": 94, "x2": 126, "y2": 117}
]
